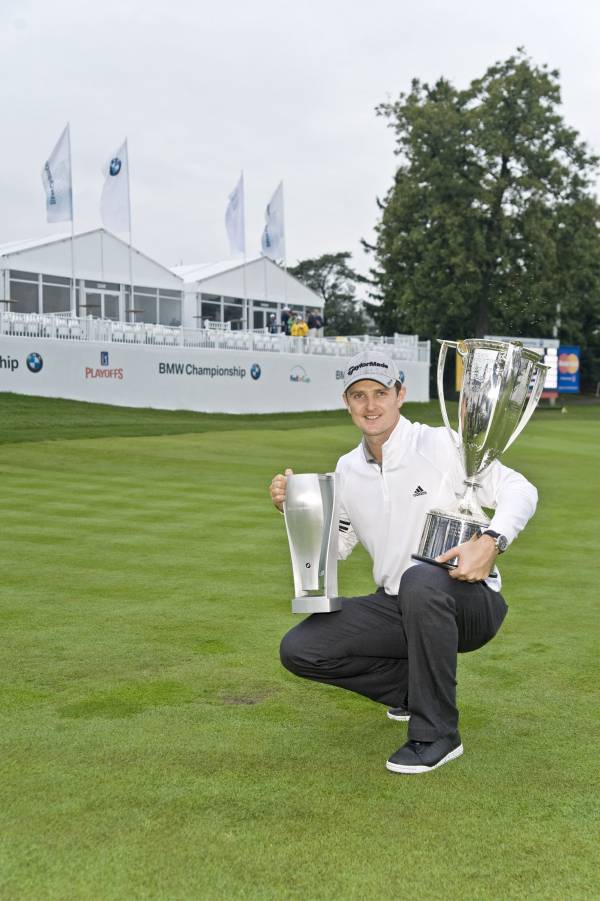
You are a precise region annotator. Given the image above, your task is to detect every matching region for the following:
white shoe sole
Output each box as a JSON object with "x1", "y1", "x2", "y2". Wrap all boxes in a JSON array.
[
  {"x1": 386, "y1": 743, "x2": 464, "y2": 774},
  {"x1": 386, "y1": 710, "x2": 410, "y2": 722}
]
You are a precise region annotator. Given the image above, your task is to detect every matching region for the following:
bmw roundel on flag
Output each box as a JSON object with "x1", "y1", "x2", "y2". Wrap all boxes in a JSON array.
[{"x1": 100, "y1": 139, "x2": 130, "y2": 234}]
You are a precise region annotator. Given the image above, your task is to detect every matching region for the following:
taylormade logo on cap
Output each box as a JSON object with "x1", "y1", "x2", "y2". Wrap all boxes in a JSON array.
[
  {"x1": 348, "y1": 360, "x2": 391, "y2": 375},
  {"x1": 343, "y1": 351, "x2": 402, "y2": 390}
]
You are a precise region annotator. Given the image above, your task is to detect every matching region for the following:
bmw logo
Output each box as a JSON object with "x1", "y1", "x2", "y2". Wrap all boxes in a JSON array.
[
  {"x1": 250, "y1": 363, "x2": 261, "y2": 380},
  {"x1": 26, "y1": 352, "x2": 43, "y2": 373},
  {"x1": 109, "y1": 158, "x2": 122, "y2": 176}
]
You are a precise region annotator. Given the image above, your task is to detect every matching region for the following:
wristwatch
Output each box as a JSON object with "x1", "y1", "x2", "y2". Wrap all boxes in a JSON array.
[{"x1": 480, "y1": 529, "x2": 508, "y2": 553}]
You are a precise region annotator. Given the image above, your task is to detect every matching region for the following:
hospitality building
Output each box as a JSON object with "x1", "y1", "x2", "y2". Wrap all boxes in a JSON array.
[{"x1": 0, "y1": 231, "x2": 323, "y2": 331}]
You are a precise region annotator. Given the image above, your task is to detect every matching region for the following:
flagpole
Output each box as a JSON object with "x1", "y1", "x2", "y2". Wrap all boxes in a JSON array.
[
  {"x1": 128, "y1": 235, "x2": 134, "y2": 324},
  {"x1": 67, "y1": 123, "x2": 77, "y2": 315},
  {"x1": 281, "y1": 181, "x2": 288, "y2": 309},
  {"x1": 240, "y1": 171, "x2": 248, "y2": 329},
  {"x1": 70, "y1": 216, "x2": 76, "y2": 315},
  {"x1": 242, "y1": 257, "x2": 248, "y2": 329},
  {"x1": 125, "y1": 139, "x2": 134, "y2": 324},
  {"x1": 263, "y1": 255, "x2": 268, "y2": 312}
]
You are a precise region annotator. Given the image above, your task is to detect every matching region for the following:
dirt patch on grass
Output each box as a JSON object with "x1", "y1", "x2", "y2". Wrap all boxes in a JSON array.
[{"x1": 219, "y1": 691, "x2": 273, "y2": 706}]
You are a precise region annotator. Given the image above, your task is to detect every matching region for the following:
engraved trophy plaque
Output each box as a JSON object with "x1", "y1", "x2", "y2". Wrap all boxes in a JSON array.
[
  {"x1": 284, "y1": 473, "x2": 341, "y2": 614},
  {"x1": 413, "y1": 339, "x2": 548, "y2": 569}
]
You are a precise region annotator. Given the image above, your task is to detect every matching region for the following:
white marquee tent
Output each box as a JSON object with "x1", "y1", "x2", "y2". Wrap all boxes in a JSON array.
[
  {"x1": 0, "y1": 231, "x2": 323, "y2": 332},
  {"x1": 0, "y1": 229, "x2": 183, "y2": 324},
  {"x1": 172, "y1": 256, "x2": 323, "y2": 331}
]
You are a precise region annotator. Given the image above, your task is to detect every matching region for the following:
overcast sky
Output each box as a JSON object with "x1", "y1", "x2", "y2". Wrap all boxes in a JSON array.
[{"x1": 1, "y1": 0, "x2": 600, "y2": 277}]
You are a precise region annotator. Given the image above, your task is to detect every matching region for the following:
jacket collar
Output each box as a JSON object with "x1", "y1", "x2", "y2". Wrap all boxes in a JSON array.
[{"x1": 361, "y1": 416, "x2": 412, "y2": 469}]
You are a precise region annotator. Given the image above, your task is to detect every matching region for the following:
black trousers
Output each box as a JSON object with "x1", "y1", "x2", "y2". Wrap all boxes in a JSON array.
[{"x1": 279, "y1": 564, "x2": 508, "y2": 741}]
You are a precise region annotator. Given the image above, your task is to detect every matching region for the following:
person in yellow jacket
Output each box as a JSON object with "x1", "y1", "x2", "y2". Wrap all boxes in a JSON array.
[{"x1": 290, "y1": 314, "x2": 309, "y2": 337}]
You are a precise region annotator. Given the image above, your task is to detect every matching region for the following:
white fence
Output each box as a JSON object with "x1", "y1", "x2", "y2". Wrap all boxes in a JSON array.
[{"x1": 0, "y1": 311, "x2": 430, "y2": 364}]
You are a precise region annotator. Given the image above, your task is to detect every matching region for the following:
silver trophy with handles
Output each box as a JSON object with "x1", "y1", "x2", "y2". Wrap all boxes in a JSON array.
[
  {"x1": 284, "y1": 473, "x2": 341, "y2": 613},
  {"x1": 412, "y1": 339, "x2": 548, "y2": 568}
]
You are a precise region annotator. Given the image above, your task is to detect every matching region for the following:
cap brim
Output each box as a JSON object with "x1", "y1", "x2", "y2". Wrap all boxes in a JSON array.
[{"x1": 344, "y1": 374, "x2": 396, "y2": 391}]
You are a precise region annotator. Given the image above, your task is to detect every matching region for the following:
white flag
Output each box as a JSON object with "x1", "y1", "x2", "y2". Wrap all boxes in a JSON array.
[
  {"x1": 261, "y1": 181, "x2": 285, "y2": 262},
  {"x1": 225, "y1": 172, "x2": 246, "y2": 256},
  {"x1": 41, "y1": 124, "x2": 73, "y2": 223},
  {"x1": 100, "y1": 139, "x2": 131, "y2": 234}
]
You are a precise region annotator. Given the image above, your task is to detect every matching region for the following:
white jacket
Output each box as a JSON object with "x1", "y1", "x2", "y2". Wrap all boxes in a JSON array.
[{"x1": 335, "y1": 416, "x2": 538, "y2": 595}]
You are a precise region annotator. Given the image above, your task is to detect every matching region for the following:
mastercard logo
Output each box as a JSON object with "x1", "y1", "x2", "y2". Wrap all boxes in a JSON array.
[{"x1": 558, "y1": 353, "x2": 579, "y2": 374}]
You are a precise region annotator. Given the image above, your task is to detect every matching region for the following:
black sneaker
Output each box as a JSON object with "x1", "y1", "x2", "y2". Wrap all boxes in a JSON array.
[
  {"x1": 386, "y1": 705, "x2": 410, "y2": 722},
  {"x1": 386, "y1": 733, "x2": 463, "y2": 774}
]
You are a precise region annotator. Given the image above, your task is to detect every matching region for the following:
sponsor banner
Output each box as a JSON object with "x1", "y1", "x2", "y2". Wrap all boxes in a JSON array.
[
  {"x1": 557, "y1": 345, "x2": 580, "y2": 394},
  {"x1": 158, "y1": 362, "x2": 247, "y2": 379},
  {"x1": 0, "y1": 336, "x2": 430, "y2": 413}
]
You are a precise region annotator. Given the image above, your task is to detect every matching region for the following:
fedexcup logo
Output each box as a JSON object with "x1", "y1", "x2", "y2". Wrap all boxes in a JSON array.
[
  {"x1": 26, "y1": 352, "x2": 43, "y2": 373},
  {"x1": 109, "y1": 158, "x2": 122, "y2": 176},
  {"x1": 290, "y1": 365, "x2": 310, "y2": 384},
  {"x1": 250, "y1": 363, "x2": 261, "y2": 380}
]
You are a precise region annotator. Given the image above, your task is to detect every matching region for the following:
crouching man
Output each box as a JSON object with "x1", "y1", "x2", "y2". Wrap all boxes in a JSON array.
[{"x1": 269, "y1": 351, "x2": 537, "y2": 774}]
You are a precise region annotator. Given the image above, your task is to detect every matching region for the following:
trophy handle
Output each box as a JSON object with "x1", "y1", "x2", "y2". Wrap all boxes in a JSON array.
[
  {"x1": 503, "y1": 362, "x2": 548, "y2": 453},
  {"x1": 436, "y1": 340, "x2": 459, "y2": 446}
]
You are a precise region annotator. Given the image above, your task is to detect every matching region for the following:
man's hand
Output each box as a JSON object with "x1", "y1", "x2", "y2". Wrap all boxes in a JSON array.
[
  {"x1": 269, "y1": 468, "x2": 294, "y2": 513},
  {"x1": 436, "y1": 533, "x2": 499, "y2": 582}
]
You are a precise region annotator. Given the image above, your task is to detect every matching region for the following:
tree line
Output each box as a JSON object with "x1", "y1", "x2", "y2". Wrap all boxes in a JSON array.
[{"x1": 290, "y1": 50, "x2": 600, "y2": 391}]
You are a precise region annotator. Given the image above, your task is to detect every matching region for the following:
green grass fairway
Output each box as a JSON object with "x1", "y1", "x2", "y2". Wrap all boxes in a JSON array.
[{"x1": 1, "y1": 393, "x2": 598, "y2": 900}]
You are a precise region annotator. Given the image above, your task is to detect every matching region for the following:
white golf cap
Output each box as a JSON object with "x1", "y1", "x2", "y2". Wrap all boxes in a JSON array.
[{"x1": 343, "y1": 351, "x2": 403, "y2": 391}]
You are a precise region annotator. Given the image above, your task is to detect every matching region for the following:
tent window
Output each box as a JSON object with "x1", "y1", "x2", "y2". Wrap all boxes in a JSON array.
[
  {"x1": 159, "y1": 297, "x2": 181, "y2": 327},
  {"x1": 201, "y1": 300, "x2": 220, "y2": 322},
  {"x1": 224, "y1": 302, "x2": 243, "y2": 330},
  {"x1": 42, "y1": 284, "x2": 70, "y2": 314},
  {"x1": 134, "y1": 293, "x2": 157, "y2": 324},
  {"x1": 43, "y1": 275, "x2": 71, "y2": 287},
  {"x1": 10, "y1": 279, "x2": 39, "y2": 313},
  {"x1": 9, "y1": 270, "x2": 37, "y2": 282}
]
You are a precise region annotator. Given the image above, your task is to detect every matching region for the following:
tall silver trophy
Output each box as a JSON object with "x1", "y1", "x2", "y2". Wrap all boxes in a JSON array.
[
  {"x1": 413, "y1": 339, "x2": 548, "y2": 568},
  {"x1": 284, "y1": 473, "x2": 341, "y2": 614}
]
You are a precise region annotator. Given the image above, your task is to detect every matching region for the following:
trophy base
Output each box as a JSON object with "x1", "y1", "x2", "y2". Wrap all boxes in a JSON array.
[
  {"x1": 410, "y1": 553, "x2": 499, "y2": 582},
  {"x1": 292, "y1": 595, "x2": 342, "y2": 614},
  {"x1": 411, "y1": 553, "x2": 457, "y2": 571},
  {"x1": 415, "y1": 508, "x2": 488, "y2": 566}
]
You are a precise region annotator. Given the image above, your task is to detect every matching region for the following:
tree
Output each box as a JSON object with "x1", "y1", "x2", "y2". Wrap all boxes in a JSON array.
[
  {"x1": 367, "y1": 49, "x2": 600, "y2": 388},
  {"x1": 289, "y1": 252, "x2": 371, "y2": 336}
]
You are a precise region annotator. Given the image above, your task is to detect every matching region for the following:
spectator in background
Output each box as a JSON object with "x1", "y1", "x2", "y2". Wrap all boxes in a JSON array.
[
  {"x1": 314, "y1": 309, "x2": 325, "y2": 337},
  {"x1": 291, "y1": 313, "x2": 309, "y2": 338},
  {"x1": 268, "y1": 313, "x2": 279, "y2": 334},
  {"x1": 308, "y1": 309, "x2": 324, "y2": 337},
  {"x1": 281, "y1": 307, "x2": 292, "y2": 335}
]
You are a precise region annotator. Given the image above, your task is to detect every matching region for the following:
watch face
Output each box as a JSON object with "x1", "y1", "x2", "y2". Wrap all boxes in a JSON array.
[{"x1": 497, "y1": 535, "x2": 509, "y2": 553}]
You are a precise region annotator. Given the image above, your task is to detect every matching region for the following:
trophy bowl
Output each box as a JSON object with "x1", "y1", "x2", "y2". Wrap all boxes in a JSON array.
[{"x1": 412, "y1": 338, "x2": 548, "y2": 569}]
